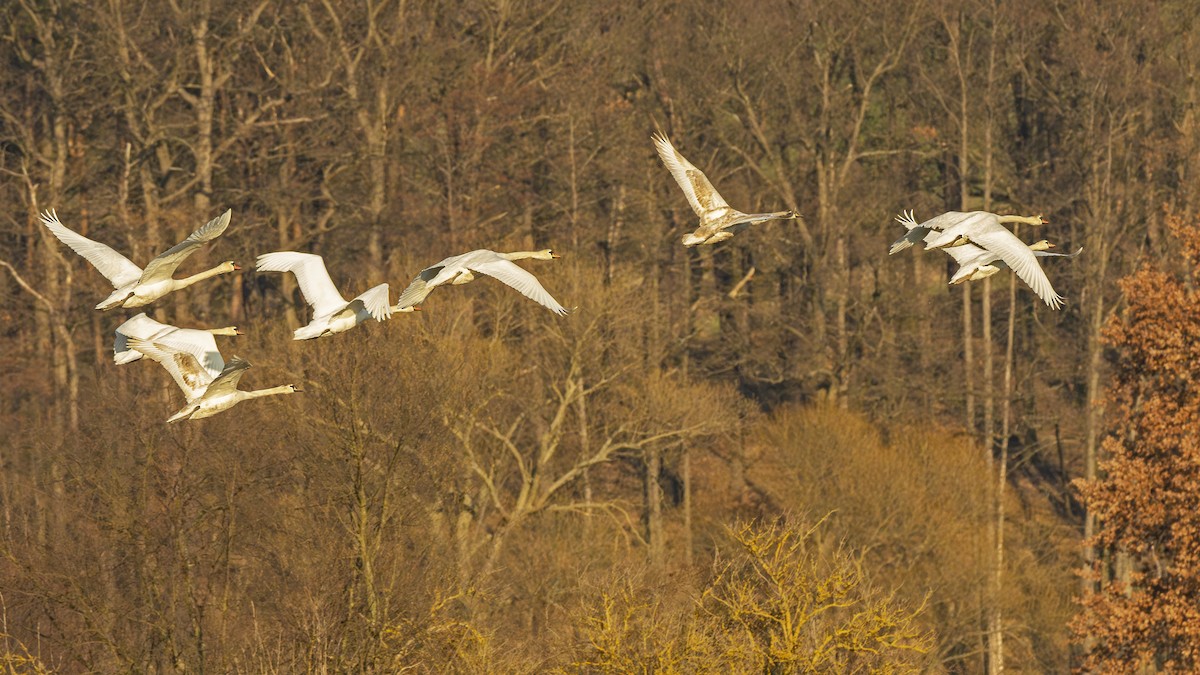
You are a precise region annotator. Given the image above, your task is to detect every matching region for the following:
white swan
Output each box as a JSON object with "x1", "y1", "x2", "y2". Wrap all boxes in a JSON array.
[
  {"x1": 40, "y1": 209, "x2": 239, "y2": 310},
  {"x1": 255, "y1": 251, "x2": 411, "y2": 339},
  {"x1": 125, "y1": 337, "x2": 299, "y2": 422},
  {"x1": 114, "y1": 312, "x2": 241, "y2": 378},
  {"x1": 394, "y1": 249, "x2": 568, "y2": 315},
  {"x1": 893, "y1": 210, "x2": 1066, "y2": 309},
  {"x1": 653, "y1": 133, "x2": 796, "y2": 246},
  {"x1": 943, "y1": 240, "x2": 1083, "y2": 285}
]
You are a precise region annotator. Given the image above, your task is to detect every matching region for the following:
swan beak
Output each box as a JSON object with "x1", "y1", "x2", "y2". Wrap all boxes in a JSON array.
[
  {"x1": 551, "y1": 253, "x2": 562, "y2": 259},
  {"x1": 232, "y1": 263, "x2": 243, "y2": 271},
  {"x1": 292, "y1": 385, "x2": 303, "y2": 393},
  {"x1": 412, "y1": 305, "x2": 423, "y2": 311},
  {"x1": 235, "y1": 327, "x2": 246, "y2": 335},
  {"x1": 1038, "y1": 216, "x2": 1049, "y2": 225},
  {"x1": 1046, "y1": 242, "x2": 1056, "y2": 249}
]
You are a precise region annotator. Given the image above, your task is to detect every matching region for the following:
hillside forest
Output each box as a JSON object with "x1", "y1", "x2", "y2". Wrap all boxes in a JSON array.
[{"x1": 3, "y1": 0, "x2": 1200, "y2": 672}]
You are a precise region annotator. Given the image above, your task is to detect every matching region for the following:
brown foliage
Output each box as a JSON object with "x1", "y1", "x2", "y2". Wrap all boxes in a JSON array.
[{"x1": 1074, "y1": 212, "x2": 1200, "y2": 671}]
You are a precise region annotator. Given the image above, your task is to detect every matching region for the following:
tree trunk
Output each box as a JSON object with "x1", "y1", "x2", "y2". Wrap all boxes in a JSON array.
[{"x1": 645, "y1": 449, "x2": 664, "y2": 572}]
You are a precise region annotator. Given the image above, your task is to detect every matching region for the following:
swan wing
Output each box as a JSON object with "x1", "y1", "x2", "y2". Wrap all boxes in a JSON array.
[
  {"x1": 40, "y1": 210, "x2": 142, "y2": 288},
  {"x1": 140, "y1": 209, "x2": 232, "y2": 282},
  {"x1": 916, "y1": 211, "x2": 979, "y2": 231},
  {"x1": 395, "y1": 254, "x2": 463, "y2": 309},
  {"x1": 256, "y1": 251, "x2": 349, "y2": 318},
  {"x1": 156, "y1": 329, "x2": 225, "y2": 379},
  {"x1": 653, "y1": 133, "x2": 730, "y2": 217},
  {"x1": 1034, "y1": 246, "x2": 1084, "y2": 259},
  {"x1": 124, "y1": 337, "x2": 213, "y2": 400},
  {"x1": 114, "y1": 313, "x2": 171, "y2": 362},
  {"x1": 344, "y1": 283, "x2": 393, "y2": 323},
  {"x1": 202, "y1": 356, "x2": 252, "y2": 399},
  {"x1": 940, "y1": 242, "x2": 993, "y2": 266},
  {"x1": 467, "y1": 256, "x2": 569, "y2": 316},
  {"x1": 970, "y1": 226, "x2": 1064, "y2": 309}
]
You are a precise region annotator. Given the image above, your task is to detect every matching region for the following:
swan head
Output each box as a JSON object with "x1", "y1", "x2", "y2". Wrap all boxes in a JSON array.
[
  {"x1": 532, "y1": 249, "x2": 560, "y2": 260},
  {"x1": 1029, "y1": 239, "x2": 1055, "y2": 252},
  {"x1": 393, "y1": 305, "x2": 423, "y2": 313},
  {"x1": 287, "y1": 384, "x2": 302, "y2": 393},
  {"x1": 221, "y1": 261, "x2": 242, "y2": 272}
]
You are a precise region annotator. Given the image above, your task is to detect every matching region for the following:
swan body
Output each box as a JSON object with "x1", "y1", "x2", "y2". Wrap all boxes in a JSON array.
[
  {"x1": 653, "y1": 133, "x2": 796, "y2": 246},
  {"x1": 114, "y1": 312, "x2": 241, "y2": 378},
  {"x1": 892, "y1": 210, "x2": 1067, "y2": 309},
  {"x1": 255, "y1": 251, "x2": 405, "y2": 339},
  {"x1": 125, "y1": 337, "x2": 299, "y2": 422},
  {"x1": 395, "y1": 249, "x2": 568, "y2": 315},
  {"x1": 40, "y1": 209, "x2": 239, "y2": 310},
  {"x1": 943, "y1": 240, "x2": 1083, "y2": 285}
]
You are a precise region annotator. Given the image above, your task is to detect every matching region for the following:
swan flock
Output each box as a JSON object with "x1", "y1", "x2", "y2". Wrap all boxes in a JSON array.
[{"x1": 40, "y1": 134, "x2": 1077, "y2": 421}]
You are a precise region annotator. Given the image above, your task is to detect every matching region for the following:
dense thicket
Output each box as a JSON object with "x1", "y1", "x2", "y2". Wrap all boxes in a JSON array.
[
  {"x1": 0, "y1": 0, "x2": 1195, "y2": 671},
  {"x1": 1074, "y1": 213, "x2": 1200, "y2": 672}
]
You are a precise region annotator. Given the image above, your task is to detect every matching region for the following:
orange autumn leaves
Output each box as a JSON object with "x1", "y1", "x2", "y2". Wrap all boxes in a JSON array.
[{"x1": 1075, "y1": 212, "x2": 1200, "y2": 672}]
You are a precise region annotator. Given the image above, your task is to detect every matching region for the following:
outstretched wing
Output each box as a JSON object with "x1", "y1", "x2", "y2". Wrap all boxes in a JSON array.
[
  {"x1": 653, "y1": 133, "x2": 730, "y2": 217},
  {"x1": 202, "y1": 356, "x2": 252, "y2": 399},
  {"x1": 156, "y1": 329, "x2": 225, "y2": 379},
  {"x1": 342, "y1": 283, "x2": 393, "y2": 323},
  {"x1": 256, "y1": 251, "x2": 348, "y2": 318},
  {"x1": 395, "y1": 257, "x2": 458, "y2": 309},
  {"x1": 124, "y1": 337, "x2": 213, "y2": 401},
  {"x1": 970, "y1": 225, "x2": 1065, "y2": 309},
  {"x1": 468, "y1": 256, "x2": 569, "y2": 316},
  {"x1": 114, "y1": 313, "x2": 171, "y2": 364},
  {"x1": 1035, "y1": 246, "x2": 1084, "y2": 259},
  {"x1": 940, "y1": 242, "x2": 992, "y2": 266},
  {"x1": 41, "y1": 210, "x2": 142, "y2": 288},
  {"x1": 140, "y1": 209, "x2": 232, "y2": 282}
]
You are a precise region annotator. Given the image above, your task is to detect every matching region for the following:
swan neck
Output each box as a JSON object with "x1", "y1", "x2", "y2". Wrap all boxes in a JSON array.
[
  {"x1": 178, "y1": 264, "x2": 234, "y2": 287},
  {"x1": 500, "y1": 251, "x2": 541, "y2": 260},
  {"x1": 244, "y1": 385, "x2": 295, "y2": 399},
  {"x1": 996, "y1": 214, "x2": 1043, "y2": 226}
]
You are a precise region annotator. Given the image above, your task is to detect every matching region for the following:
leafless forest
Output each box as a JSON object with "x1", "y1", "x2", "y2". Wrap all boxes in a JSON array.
[{"x1": 1, "y1": 0, "x2": 1197, "y2": 672}]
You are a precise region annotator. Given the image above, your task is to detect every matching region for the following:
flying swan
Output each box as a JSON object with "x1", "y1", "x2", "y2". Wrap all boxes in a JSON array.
[
  {"x1": 941, "y1": 239, "x2": 1083, "y2": 286},
  {"x1": 40, "y1": 209, "x2": 239, "y2": 310},
  {"x1": 394, "y1": 249, "x2": 568, "y2": 315},
  {"x1": 125, "y1": 337, "x2": 300, "y2": 422},
  {"x1": 114, "y1": 312, "x2": 241, "y2": 379},
  {"x1": 892, "y1": 210, "x2": 1067, "y2": 309},
  {"x1": 653, "y1": 133, "x2": 796, "y2": 246},
  {"x1": 255, "y1": 251, "x2": 414, "y2": 339}
]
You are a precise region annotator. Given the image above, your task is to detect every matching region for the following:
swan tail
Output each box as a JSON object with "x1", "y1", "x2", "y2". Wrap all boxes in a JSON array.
[
  {"x1": 96, "y1": 289, "x2": 132, "y2": 310},
  {"x1": 292, "y1": 324, "x2": 326, "y2": 340},
  {"x1": 166, "y1": 404, "x2": 199, "y2": 423},
  {"x1": 113, "y1": 350, "x2": 142, "y2": 366}
]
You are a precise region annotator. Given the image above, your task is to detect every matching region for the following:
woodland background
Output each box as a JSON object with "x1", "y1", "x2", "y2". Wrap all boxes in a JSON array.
[{"x1": 1, "y1": 0, "x2": 1198, "y2": 672}]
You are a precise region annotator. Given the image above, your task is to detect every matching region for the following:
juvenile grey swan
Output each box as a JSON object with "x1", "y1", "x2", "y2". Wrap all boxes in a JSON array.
[
  {"x1": 41, "y1": 209, "x2": 239, "y2": 310},
  {"x1": 126, "y1": 337, "x2": 299, "y2": 422},
  {"x1": 114, "y1": 312, "x2": 241, "y2": 379},
  {"x1": 652, "y1": 133, "x2": 796, "y2": 246}
]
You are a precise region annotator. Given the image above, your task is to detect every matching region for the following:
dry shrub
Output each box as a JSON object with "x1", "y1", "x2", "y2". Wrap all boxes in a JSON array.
[{"x1": 566, "y1": 516, "x2": 932, "y2": 674}]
